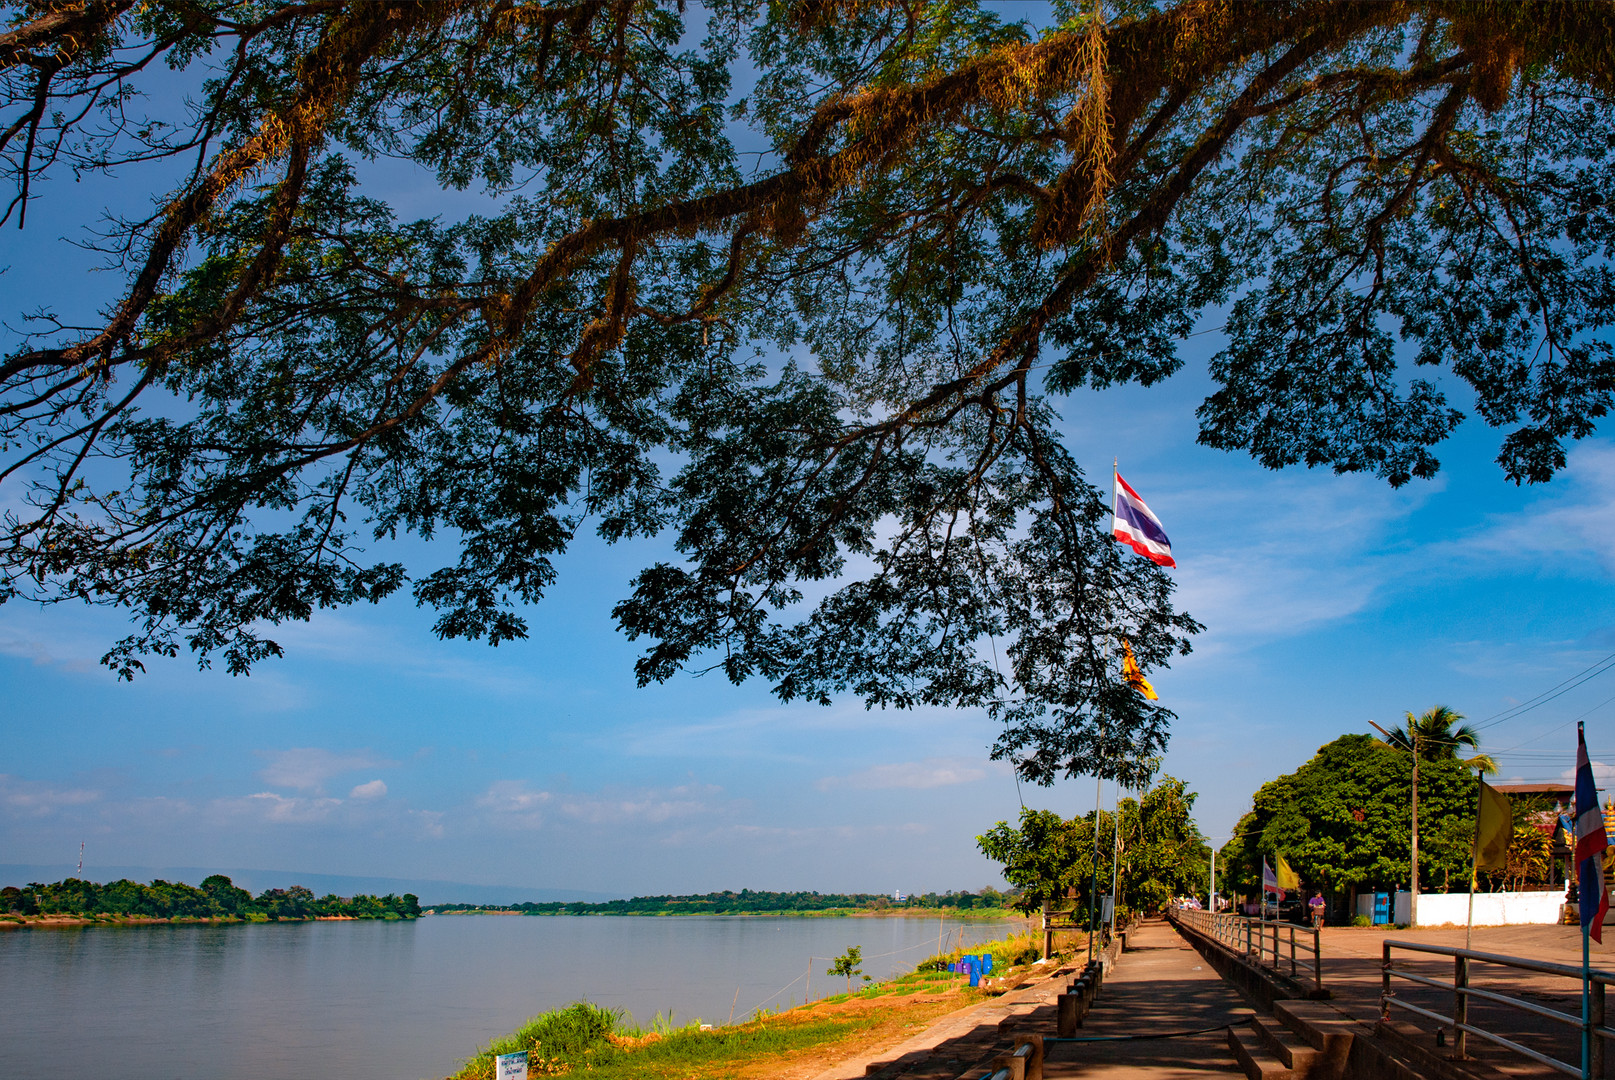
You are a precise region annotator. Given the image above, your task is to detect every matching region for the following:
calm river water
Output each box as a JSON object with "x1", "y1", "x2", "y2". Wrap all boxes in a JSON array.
[{"x1": 2, "y1": 914, "x2": 1019, "y2": 1079}]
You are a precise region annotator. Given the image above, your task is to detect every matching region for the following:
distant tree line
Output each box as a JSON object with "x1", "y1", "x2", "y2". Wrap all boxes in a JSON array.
[
  {"x1": 429, "y1": 888, "x2": 1014, "y2": 916},
  {"x1": 1, "y1": 876, "x2": 421, "y2": 921}
]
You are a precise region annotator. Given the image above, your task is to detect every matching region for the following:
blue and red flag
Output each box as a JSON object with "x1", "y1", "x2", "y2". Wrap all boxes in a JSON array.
[
  {"x1": 1112, "y1": 472, "x2": 1175, "y2": 568},
  {"x1": 1575, "y1": 722, "x2": 1608, "y2": 942},
  {"x1": 1262, "y1": 858, "x2": 1279, "y2": 896}
]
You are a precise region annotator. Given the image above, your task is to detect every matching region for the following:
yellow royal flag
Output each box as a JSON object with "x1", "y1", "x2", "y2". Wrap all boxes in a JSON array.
[
  {"x1": 1276, "y1": 854, "x2": 1301, "y2": 890},
  {"x1": 1475, "y1": 781, "x2": 1512, "y2": 871},
  {"x1": 1121, "y1": 640, "x2": 1158, "y2": 700}
]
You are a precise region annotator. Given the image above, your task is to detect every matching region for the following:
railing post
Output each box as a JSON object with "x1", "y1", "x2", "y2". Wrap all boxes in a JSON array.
[
  {"x1": 1594, "y1": 977, "x2": 1606, "y2": 1079},
  {"x1": 1454, "y1": 954, "x2": 1468, "y2": 1059},
  {"x1": 1381, "y1": 941, "x2": 1392, "y2": 1020},
  {"x1": 1313, "y1": 923, "x2": 1323, "y2": 991},
  {"x1": 1289, "y1": 925, "x2": 1297, "y2": 976}
]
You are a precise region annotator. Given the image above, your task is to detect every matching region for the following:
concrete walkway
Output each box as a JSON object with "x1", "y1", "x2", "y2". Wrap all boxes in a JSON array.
[
  {"x1": 1041, "y1": 919, "x2": 1250, "y2": 1078},
  {"x1": 817, "y1": 920, "x2": 1253, "y2": 1080}
]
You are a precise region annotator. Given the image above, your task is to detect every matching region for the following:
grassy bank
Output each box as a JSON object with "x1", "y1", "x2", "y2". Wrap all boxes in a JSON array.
[{"x1": 448, "y1": 931, "x2": 1046, "y2": 1080}]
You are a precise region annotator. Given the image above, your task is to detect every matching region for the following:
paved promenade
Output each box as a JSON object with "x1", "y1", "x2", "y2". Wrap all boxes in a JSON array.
[
  {"x1": 1041, "y1": 919, "x2": 1248, "y2": 1078},
  {"x1": 817, "y1": 919, "x2": 1251, "y2": 1079}
]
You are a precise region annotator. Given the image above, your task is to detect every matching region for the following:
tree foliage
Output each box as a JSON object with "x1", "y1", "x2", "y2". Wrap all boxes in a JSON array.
[
  {"x1": 1384, "y1": 704, "x2": 1497, "y2": 775},
  {"x1": 4, "y1": 2, "x2": 1615, "y2": 778},
  {"x1": 977, "y1": 774, "x2": 1206, "y2": 915},
  {"x1": 1219, "y1": 733, "x2": 1480, "y2": 896},
  {"x1": 0, "y1": 874, "x2": 422, "y2": 920}
]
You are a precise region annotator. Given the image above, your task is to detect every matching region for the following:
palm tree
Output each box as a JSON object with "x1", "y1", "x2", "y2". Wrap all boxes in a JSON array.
[
  {"x1": 1385, "y1": 705, "x2": 1498, "y2": 775},
  {"x1": 1375, "y1": 705, "x2": 1498, "y2": 923}
]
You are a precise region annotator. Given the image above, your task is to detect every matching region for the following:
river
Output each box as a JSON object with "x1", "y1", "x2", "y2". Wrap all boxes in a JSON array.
[{"x1": 2, "y1": 913, "x2": 1020, "y2": 1079}]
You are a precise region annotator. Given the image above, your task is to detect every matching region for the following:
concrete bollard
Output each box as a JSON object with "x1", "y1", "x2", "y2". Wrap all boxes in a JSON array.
[
  {"x1": 1012, "y1": 1034, "x2": 1045, "y2": 1080},
  {"x1": 1056, "y1": 993, "x2": 1080, "y2": 1036}
]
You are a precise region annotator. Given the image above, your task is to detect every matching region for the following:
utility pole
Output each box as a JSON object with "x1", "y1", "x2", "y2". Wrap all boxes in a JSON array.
[{"x1": 1370, "y1": 719, "x2": 1419, "y2": 927}]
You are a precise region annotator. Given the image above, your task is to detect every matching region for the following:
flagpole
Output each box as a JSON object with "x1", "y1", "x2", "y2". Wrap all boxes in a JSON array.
[
  {"x1": 1582, "y1": 730, "x2": 1592, "y2": 1080},
  {"x1": 1109, "y1": 777, "x2": 1122, "y2": 938},
  {"x1": 1089, "y1": 460, "x2": 1119, "y2": 965},
  {"x1": 1468, "y1": 782, "x2": 1481, "y2": 952},
  {"x1": 1088, "y1": 771, "x2": 1102, "y2": 964}
]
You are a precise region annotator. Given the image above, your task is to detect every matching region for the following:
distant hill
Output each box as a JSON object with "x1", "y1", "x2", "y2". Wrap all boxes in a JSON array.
[
  {"x1": 431, "y1": 887, "x2": 1013, "y2": 916},
  {"x1": 0, "y1": 865, "x2": 619, "y2": 907}
]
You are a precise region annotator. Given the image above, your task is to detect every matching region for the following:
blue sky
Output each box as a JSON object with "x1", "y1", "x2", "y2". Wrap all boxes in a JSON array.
[
  {"x1": 5, "y1": 15, "x2": 1615, "y2": 898},
  {"x1": 6, "y1": 319, "x2": 1613, "y2": 896}
]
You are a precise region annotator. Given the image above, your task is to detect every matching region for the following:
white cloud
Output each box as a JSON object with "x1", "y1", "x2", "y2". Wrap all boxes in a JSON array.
[
  {"x1": 1561, "y1": 760, "x2": 1615, "y2": 789},
  {"x1": 349, "y1": 779, "x2": 388, "y2": 800},
  {"x1": 256, "y1": 748, "x2": 394, "y2": 792},
  {"x1": 411, "y1": 809, "x2": 446, "y2": 839},
  {"x1": 475, "y1": 780, "x2": 730, "y2": 830},
  {"x1": 816, "y1": 757, "x2": 1002, "y2": 791},
  {"x1": 0, "y1": 774, "x2": 101, "y2": 818},
  {"x1": 211, "y1": 792, "x2": 343, "y2": 824},
  {"x1": 476, "y1": 780, "x2": 553, "y2": 829}
]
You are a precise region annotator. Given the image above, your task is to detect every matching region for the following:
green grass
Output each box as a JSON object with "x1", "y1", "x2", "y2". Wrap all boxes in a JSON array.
[{"x1": 449, "y1": 929, "x2": 1044, "y2": 1079}]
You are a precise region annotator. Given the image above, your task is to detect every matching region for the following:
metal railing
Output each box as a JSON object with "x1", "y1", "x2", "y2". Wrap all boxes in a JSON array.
[
  {"x1": 1382, "y1": 939, "x2": 1615, "y2": 1078},
  {"x1": 1171, "y1": 908, "x2": 1324, "y2": 992}
]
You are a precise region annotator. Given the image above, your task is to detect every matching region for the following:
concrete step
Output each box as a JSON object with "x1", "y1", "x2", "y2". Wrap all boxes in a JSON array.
[
  {"x1": 1228, "y1": 1022, "x2": 1293, "y2": 1080},
  {"x1": 1271, "y1": 999, "x2": 1355, "y2": 1078},
  {"x1": 1251, "y1": 1014, "x2": 1322, "y2": 1076}
]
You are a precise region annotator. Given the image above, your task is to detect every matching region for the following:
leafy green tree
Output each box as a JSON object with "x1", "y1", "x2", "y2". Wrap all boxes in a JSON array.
[
  {"x1": 1113, "y1": 777, "x2": 1208, "y2": 913},
  {"x1": 201, "y1": 874, "x2": 253, "y2": 917},
  {"x1": 4, "y1": 3, "x2": 1614, "y2": 778},
  {"x1": 977, "y1": 808, "x2": 1094, "y2": 915},
  {"x1": 827, "y1": 946, "x2": 865, "y2": 994},
  {"x1": 1220, "y1": 734, "x2": 1479, "y2": 899},
  {"x1": 978, "y1": 775, "x2": 1205, "y2": 916}
]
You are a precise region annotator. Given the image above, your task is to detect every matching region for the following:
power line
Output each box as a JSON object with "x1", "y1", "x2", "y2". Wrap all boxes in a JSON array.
[{"x1": 1468, "y1": 650, "x2": 1615, "y2": 733}]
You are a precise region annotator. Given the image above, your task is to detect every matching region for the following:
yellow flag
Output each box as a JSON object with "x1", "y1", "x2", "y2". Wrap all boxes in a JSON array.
[
  {"x1": 1276, "y1": 854, "x2": 1301, "y2": 890},
  {"x1": 1475, "y1": 781, "x2": 1512, "y2": 871},
  {"x1": 1121, "y1": 640, "x2": 1158, "y2": 700}
]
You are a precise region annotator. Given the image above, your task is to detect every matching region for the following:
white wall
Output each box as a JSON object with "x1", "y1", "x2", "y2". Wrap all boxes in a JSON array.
[{"x1": 1394, "y1": 890, "x2": 1565, "y2": 927}]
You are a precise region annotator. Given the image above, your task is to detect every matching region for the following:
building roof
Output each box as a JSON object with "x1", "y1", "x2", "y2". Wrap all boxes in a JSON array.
[{"x1": 1492, "y1": 783, "x2": 1574, "y2": 795}]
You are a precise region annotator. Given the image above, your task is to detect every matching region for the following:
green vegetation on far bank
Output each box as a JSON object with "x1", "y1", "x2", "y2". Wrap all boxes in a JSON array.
[
  {"x1": 449, "y1": 931, "x2": 1043, "y2": 1080},
  {"x1": 430, "y1": 888, "x2": 1015, "y2": 918},
  {"x1": 1, "y1": 876, "x2": 421, "y2": 924}
]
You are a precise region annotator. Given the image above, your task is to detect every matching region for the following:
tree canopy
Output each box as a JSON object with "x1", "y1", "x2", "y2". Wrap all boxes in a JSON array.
[
  {"x1": 1218, "y1": 733, "x2": 1481, "y2": 896},
  {"x1": 977, "y1": 774, "x2": 1206, "y2": 914},
  {"x1": 4, "y1": 1, "x2": 1614, "y2": 781}
]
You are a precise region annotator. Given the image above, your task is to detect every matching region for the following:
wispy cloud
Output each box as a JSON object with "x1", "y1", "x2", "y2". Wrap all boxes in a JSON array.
[
  {"x1": 1168, "y1": 470, "x2": 1431, "y2": 650},
  {"x1": 210, "y1": 791, "x2": 343, "y2": 825},
  {"x1": 476, "y1": 780, "x2": 732, "y2": 831},
  {"x1": 1451, "y1": 442, "x2": 1615, "y2": 572},
  {"x1": 816, "y1": 757, "x2": 1003, "y2": 791},
  {"x1": 255, "y1": 748, "x2": 395, "y2": 792},
  {"x1": 0, "y1": 774, "x2": 100, "y2": 818}
]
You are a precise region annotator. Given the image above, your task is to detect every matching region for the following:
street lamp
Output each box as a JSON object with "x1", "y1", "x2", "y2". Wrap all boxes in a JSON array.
[{"x1": 1369, "y1": 719, "x2": 1419, "y2": 927}]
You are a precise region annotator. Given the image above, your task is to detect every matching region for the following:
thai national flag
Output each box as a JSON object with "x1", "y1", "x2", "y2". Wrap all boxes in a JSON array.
[
  {"x1": 1113, "y1": 472, "x2": 1175, "y2": 568},
  {"x1": 1262, "y1": 858, "x2": 1279, "y2": 896},
  {"x1": 1575, "y1": 722, "x2": 1608, "y2": 942}
]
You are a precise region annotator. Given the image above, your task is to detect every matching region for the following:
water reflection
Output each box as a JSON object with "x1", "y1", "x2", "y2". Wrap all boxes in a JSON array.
[{"x1": 3, "y1": 914, "x2": 1015, "y2": 1079}]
